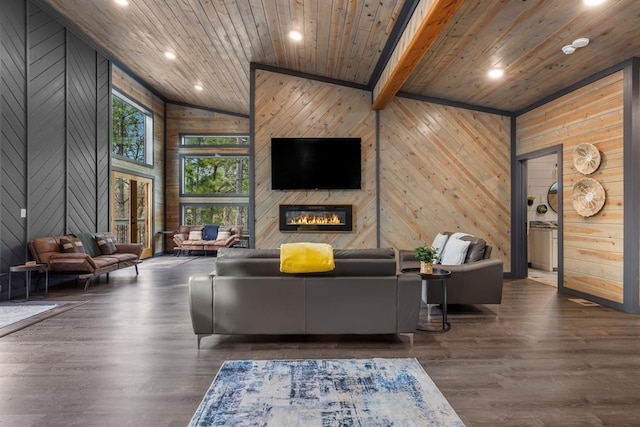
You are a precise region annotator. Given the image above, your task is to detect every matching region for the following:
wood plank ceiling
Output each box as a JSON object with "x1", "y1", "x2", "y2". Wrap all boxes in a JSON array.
[{"x1": 39, "y1": 0, "x2": 640, "y2": 115}]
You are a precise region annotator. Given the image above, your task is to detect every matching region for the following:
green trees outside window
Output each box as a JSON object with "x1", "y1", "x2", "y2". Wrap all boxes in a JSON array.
[
  {"x1": 182, "y1": 135, "x2": 248, "y2": 146},
  {"x1": 183, "y1": 205, "x2": 248, "y2": 229},
  {"x1": 182, "y1": 156, "x2": 249, "y2": 195},
  {"x1": 178, "y1": 133, "x2": 250, "y2": 235},
  {"x1": 112, "y1": 92, "x2": 152, "y2": 165}
]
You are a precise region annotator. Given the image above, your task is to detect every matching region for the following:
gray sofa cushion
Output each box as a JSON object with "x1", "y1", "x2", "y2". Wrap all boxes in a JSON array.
[
  {"x1": 333, "y1": 248, "x2": 395, "y2": 259},
  {"x1": 218, "y1": 248, "x2": 279, "y2": 258},
  {"x1": 215, "y1": 247, "x2": 397, "y2": 277},
  {"x1": 314, "y1": 258, "x2": 396, "y2": 276},
  {"x1": 460, "y1": 236, "x2": 488, "y2": 263},
  {"x1": 218, "y1": 247, "x2": 395, "y2": 259}
]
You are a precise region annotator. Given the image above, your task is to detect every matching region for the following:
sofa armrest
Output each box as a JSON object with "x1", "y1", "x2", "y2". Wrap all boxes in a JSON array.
[
  {"x1": 49, "y1": 252, "x2": 98, "y2": 272},
  {"x1": 115, "y1": 243, "x2": 143, "y2": 258},
  {"x1": 397, "y1": 273, "x2": 422, "y2": 332},
  {"x1": 398, "y1": 249, "x2": 419, "y2": 271},
  {"x1": 441, "y1": 258, "x2": 504, "y2": 304},
  {"x1": 442, "y1": 258, "x2": 503, "y2": 274},
  {"x1": 223, "y1": 234, "x2": 240, "y2": 247},
  {"x1": 189, "y1": 274, "x2": 214, "y2": 335},
  {"x1": 173, "y1": 234, "x2": 185, "y2": 246}
]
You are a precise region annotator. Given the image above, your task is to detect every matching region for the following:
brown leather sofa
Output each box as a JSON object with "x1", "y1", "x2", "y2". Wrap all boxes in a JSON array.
[
  {"x1": 188, "y1": 247, "x2": 422, "y2": 348},
  {"x1": 173, "y1": 225, "x2": 242, "y2": 256},
  {"x1": 28, "y1": 232, "x2": 142, "y2": 291}
]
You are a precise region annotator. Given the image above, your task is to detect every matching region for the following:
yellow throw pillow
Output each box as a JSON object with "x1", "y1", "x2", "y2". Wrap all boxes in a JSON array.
[{"x1": 280, "y1": 242, "x2": 335, "y2": 273}]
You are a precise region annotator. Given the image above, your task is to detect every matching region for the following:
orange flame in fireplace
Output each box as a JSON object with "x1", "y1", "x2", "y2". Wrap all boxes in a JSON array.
[{"x1": 289, "y1": 213, "x2": 342, "y2": 225}]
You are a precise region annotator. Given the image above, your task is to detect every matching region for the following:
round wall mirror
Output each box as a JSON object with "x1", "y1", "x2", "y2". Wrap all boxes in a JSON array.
[{"x1": 547, "y1": 182, "x2": 558, "y2": 213}]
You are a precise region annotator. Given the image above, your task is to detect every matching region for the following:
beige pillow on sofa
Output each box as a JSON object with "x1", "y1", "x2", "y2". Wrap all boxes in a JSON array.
[
  {"x1": 216, "y1": 231, "x2": 231, "y2": 241},
  {"x1": 188, "y1": 230, "x2": 203, "y2": 241}
]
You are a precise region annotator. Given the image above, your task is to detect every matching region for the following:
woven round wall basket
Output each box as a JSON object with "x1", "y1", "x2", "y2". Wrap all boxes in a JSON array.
[
  {"x1": 572, "y1": 178, "x2": 605, "y2": 217},
  {"x1": 573, "y1": 143, "x2": 601, "y2": 175}
]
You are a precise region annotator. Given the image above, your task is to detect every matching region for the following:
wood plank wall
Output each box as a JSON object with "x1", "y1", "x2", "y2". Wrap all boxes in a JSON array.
[
  {"x1": 379, "y1": 97, "x2": 511, "y2": 270},
  {"x1": 517, "y1": 71, "x2": 624, "y2": 303},
  {"x1": 111, "y1": 65, "x2": 165, "y2": 255},
  {"x1": 164, "y1": 104, "x2": 250, "y2": 234},
  {"x1": 253, "y1": 69, "x2": 377, "y2": 249}
]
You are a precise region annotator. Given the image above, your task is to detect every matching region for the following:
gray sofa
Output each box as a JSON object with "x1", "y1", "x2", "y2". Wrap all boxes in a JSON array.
[
  {"x1": 398, "y1": 234, "x2": 504, "y2": 309},
  {"x1": 189, "y1": 247, "x2": 422, "y2": 347}
]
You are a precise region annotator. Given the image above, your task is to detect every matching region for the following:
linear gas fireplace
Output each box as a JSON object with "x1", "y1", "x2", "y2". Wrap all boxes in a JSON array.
[{"x1": 279, "y1": 205, "x2": 353, "y2": 232}]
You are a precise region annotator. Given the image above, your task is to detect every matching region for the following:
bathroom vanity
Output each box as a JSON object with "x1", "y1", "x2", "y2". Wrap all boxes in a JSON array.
[{"x1": 529, "y1": 222, "x2": 558, "y2": 271}]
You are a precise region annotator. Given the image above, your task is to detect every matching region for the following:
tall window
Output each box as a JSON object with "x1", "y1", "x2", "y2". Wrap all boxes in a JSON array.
[
  {"x1": 178, "y1": 134, "x2": 250, "y2": 233},
  {"x1": 112, "y1": 91, "x2": 153, "y2": 165}
]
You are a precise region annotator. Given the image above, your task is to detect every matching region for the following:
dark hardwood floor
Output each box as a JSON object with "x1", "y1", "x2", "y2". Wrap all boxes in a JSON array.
[{"x1": 2, "y1": 255, "x2": 640, "y2": 426}]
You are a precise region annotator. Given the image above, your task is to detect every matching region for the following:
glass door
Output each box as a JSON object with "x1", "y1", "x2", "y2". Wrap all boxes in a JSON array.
[{"x1": 112, "y1": 171, "x2": 153, "y2": 259}]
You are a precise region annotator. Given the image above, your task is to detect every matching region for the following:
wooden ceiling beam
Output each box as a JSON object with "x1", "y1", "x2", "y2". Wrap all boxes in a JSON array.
[{"x1": 371, "y1": 0, "x2": 465, "y2": 110}]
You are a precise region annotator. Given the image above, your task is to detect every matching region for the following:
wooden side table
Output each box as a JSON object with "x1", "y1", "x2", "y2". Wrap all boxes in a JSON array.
[
  {"x1": 401, "y1": 267, "x2": 452, "y2": 332},
  {"x1": 8, "y1": 264, "x2": 48, "y2": 301}
]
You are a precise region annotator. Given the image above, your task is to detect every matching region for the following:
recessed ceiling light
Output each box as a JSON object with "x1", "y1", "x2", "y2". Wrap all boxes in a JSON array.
[
  {"x1": 288, "y1": 30, "x2": 303, "y2": 41},
  {"x1": 194, "y1": 84, "x2": 203, "y2": 91},
  {"x1": 583, "y1": 0, "x2": 605, "y2": 6},
  {"x1": 488, "y1": 68, "x2": 504, "y2": 79},
  {"x1": 164, "y1": 51, "x2": 176, "y2": 60},
  {"x1": 115, "y1": 0, "x2": 128, "y2": 6}
]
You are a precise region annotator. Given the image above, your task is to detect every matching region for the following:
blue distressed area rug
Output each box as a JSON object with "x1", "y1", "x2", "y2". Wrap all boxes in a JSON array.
[{"x1": 189, "y1": 358, "x2": 465, "y2": 426}]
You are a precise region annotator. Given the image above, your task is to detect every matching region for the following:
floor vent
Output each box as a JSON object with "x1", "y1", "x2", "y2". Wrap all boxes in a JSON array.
[{"x1": 568, "y1": 298, "x2": 600, "y2": 307}]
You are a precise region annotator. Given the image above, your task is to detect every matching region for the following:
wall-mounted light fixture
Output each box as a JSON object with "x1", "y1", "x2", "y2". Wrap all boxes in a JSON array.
[{"x1": 562, "y1": 37, "x2": 590, "y2": 55}]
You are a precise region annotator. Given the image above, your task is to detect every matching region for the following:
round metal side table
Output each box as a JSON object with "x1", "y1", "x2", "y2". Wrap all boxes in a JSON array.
[
  {"x1": 8, "y1": 264, "x2": 48, "y2": 301},
  {"x1": 402, "y1": 267, "x2": 452, "y2": 332}
]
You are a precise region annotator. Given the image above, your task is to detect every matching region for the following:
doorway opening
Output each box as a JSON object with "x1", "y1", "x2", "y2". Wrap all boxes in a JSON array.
[
  {"x1": 518, "y1": 147, "x2": 563, "y2": 289},
  {"x1": 111, "y1": 171, "x2": 154, "y2": 259}
]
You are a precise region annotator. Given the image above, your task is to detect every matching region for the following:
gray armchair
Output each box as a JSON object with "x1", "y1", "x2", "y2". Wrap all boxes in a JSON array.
[{"x1": 399, "y1": 234, "x2": 504, "y2": 308}]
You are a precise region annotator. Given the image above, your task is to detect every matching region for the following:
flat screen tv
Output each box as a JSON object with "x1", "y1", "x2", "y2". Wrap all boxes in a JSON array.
[{"x1": 271, "y1": 137, "x2": 361, "y2": 190}]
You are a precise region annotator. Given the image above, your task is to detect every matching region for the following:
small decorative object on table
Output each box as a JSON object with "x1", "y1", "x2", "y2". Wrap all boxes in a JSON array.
[{"x1": 414, "y1": 243, "x2": 438, "y2": 274}]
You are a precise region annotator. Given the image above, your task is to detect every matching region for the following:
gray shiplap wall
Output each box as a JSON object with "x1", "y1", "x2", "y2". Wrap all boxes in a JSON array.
[
  {"x1": 0, "y1": 0, "x2": 110, "y2": 293},
  {"x1": 1, "y1": 0, "x2": 29, "y2": 269},
  {"x1": 28, "y1": 4, "x2": 66, "y2": 239}
]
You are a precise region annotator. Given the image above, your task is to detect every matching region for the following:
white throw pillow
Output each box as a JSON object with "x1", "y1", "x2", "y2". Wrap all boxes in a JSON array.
[
  {"x1": 450, "y1": 232, "x2": 472, "y2": 240},
  {"x1": 440, "y1": 238, "x2": 471, "y2": 265},
  {"x1": 431, "y1": 233, "x2": 449, "y2": 263}
]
